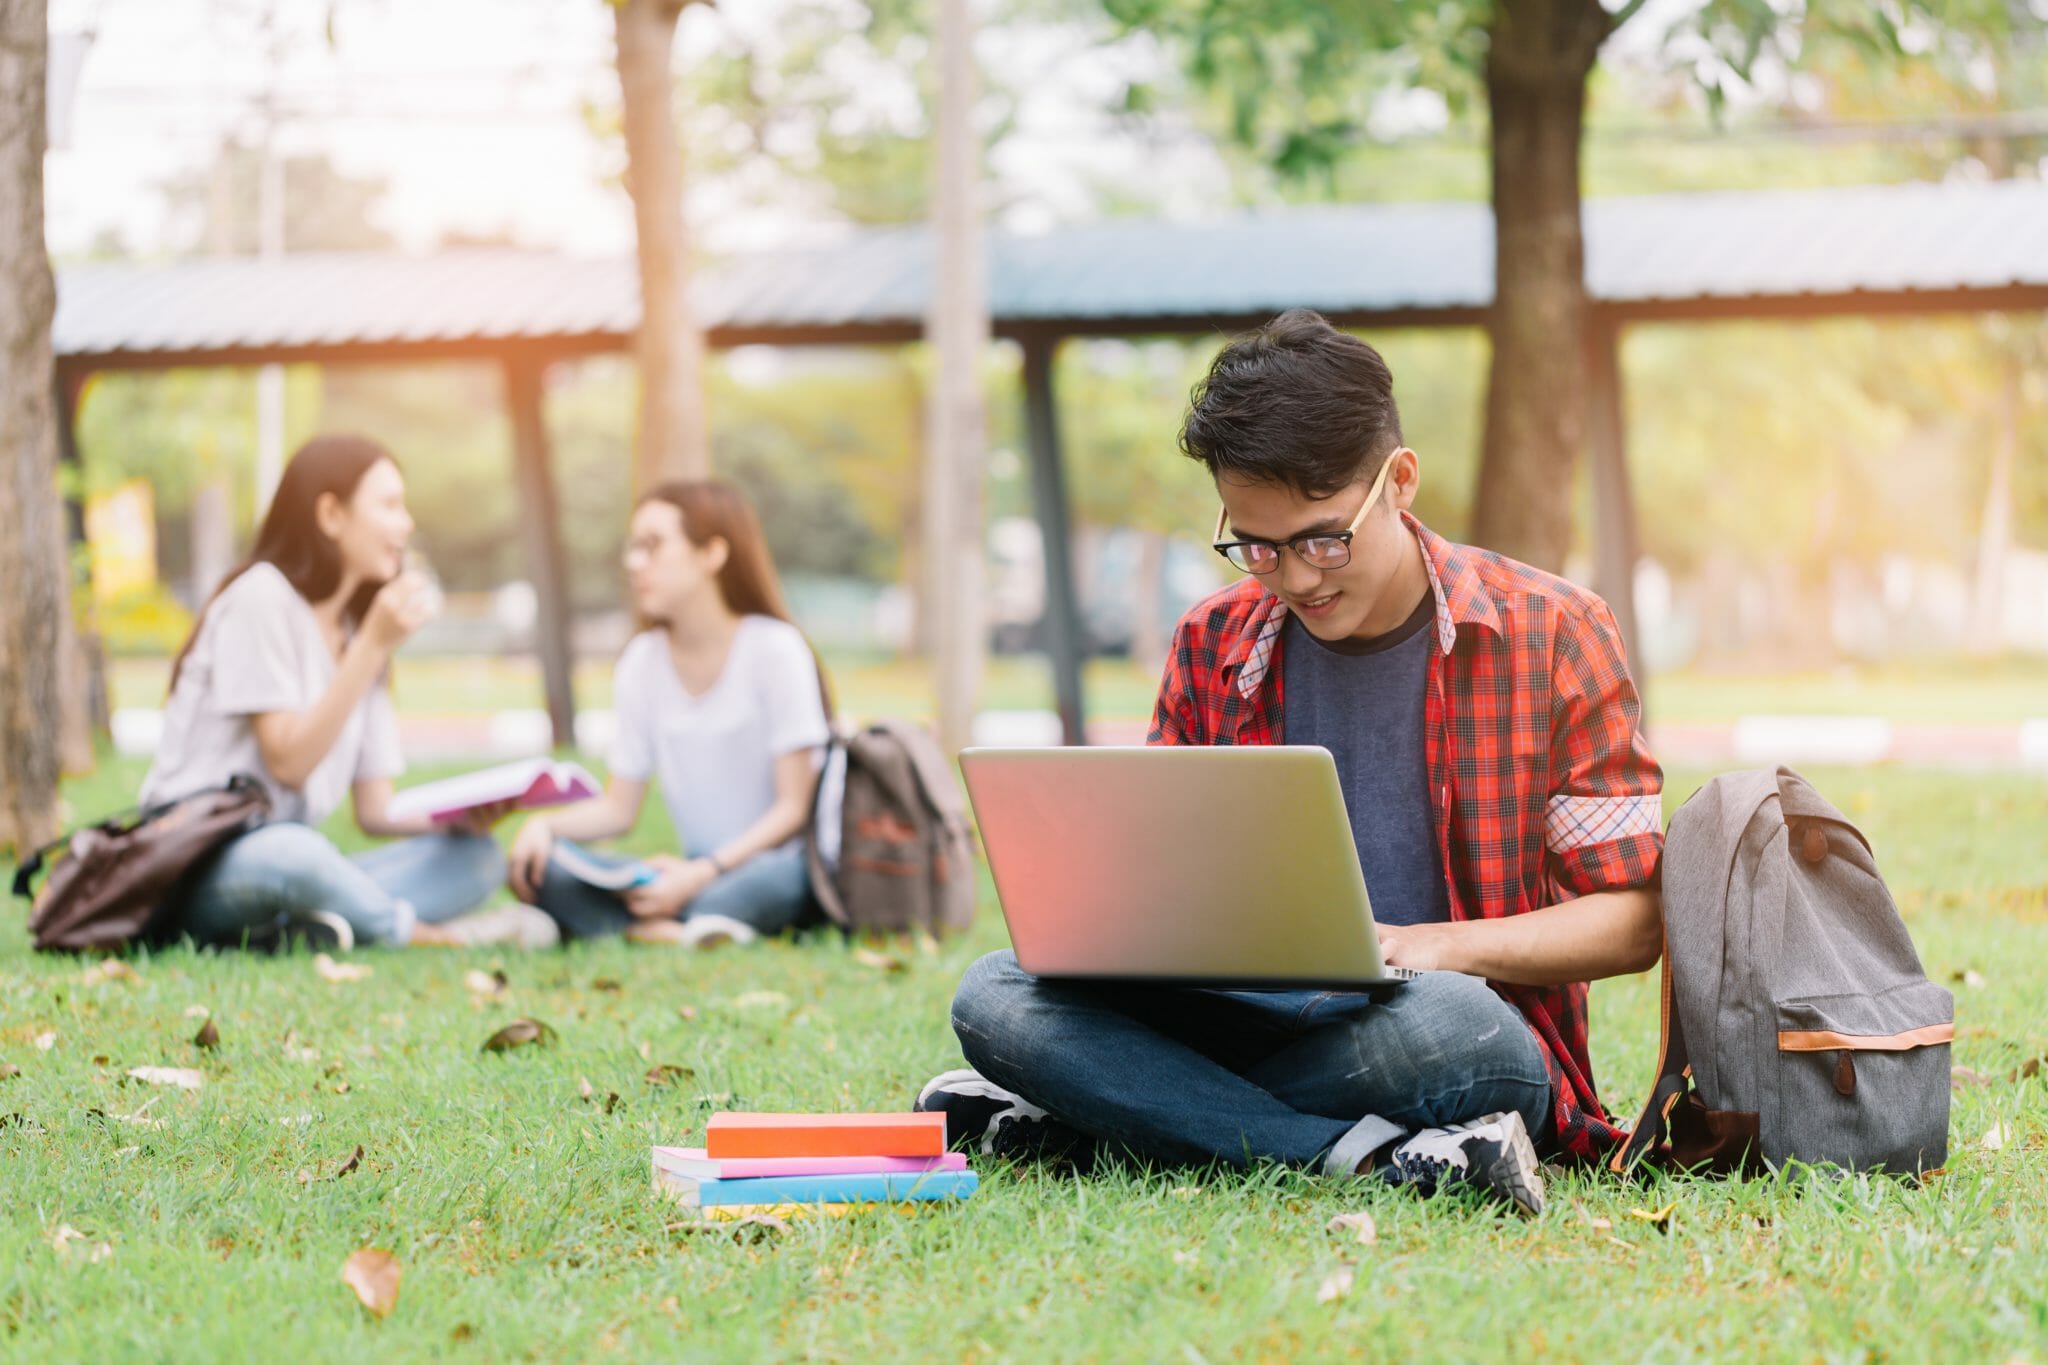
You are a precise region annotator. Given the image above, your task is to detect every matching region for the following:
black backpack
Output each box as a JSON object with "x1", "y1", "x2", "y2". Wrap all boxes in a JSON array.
[
  {"x1": 804, "y1": 720, "x2": 976, "y2": 938},
  {"x1": 1612, "y1": 767, "x2": 1952, "y2": 1178}
]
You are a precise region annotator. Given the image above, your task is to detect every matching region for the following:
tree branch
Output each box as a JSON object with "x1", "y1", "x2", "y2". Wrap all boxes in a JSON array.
[{"x1": 1607, "y1": 0, "x2": 1656, "y2": 35}]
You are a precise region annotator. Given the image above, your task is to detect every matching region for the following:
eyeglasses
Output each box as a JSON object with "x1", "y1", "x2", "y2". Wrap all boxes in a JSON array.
[
  {"x1": 621, "y1": 534, "x2": 671, "y2": 567},
  {"x1": 1211, "y1": 451, "x2": 1403, "y2": 575}
]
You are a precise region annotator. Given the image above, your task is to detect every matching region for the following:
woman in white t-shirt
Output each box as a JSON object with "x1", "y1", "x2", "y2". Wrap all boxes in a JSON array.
[
  {"x1": 508, "y1": 480, "x2": 833, "y2": 949},
  {"x1": 144, "y1": 435, "x2": 507, "y2": 951}
]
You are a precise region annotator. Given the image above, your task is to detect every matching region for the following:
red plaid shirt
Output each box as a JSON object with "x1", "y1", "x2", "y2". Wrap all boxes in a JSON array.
[{"x1": 1148, "y1": 513, "x2": 1664, "y2": 1161}]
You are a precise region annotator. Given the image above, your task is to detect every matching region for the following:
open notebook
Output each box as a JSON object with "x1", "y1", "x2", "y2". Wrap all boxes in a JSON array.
[{"x1": 386, "y1": 758, "x2": 600, "y2": 826}]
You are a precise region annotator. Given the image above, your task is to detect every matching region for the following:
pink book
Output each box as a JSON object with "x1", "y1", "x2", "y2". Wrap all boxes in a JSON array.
[
  {"x1": 651, "y1": 1146, "x2": 967, "y2": 1181},
  {"x1": 385, "y1": 759, "x2": 601, "y2": 826}
]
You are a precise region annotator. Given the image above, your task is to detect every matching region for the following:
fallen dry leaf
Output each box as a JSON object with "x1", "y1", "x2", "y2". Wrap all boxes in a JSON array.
[
  {"x1": 0, "y1": 1063, "x2": 19, "y2": 1081},
  {"x1": 725, "y1": 1213, "x2": 791, "y2": 1242},
  {"x1": 193, "y1": 1019, "x2": 221, "y2": 1049},
  {"x1": 734, "y1": 991, "x2": 789, "y2": 1010},
  {"x1": 113, "y1": 1097, "x2": 165, "y2": 1129},
  {"x1": 852, "y1": 947, "x2": 905, "y2": 973},
  {"x1": 1586, "y1": 1216, "x2": 1613, "y2": 1231},
  {"x1": 183, "y1": 1005, "x2": 211, "y2": 1020},
  {"x1": 1171, "y1": 1248, "x2": 1200, "y2": 1267},
  {"x1": 1951, "y1": 968, "x2": 1987, "y2": 989},
  {"x1": 481, "y1": 1018, "x2": 554, "y2": 1052},
  {"x1": 577, "y1": 1076, "x2": 594, "y2": 1101},
  {"x1": 603, "y1": 1092, "x2": 621, "y2": 1115},
  {"x1": 644, "y1": 1063, "x2": 695, "y2": 1087},
  {"x1": 296, "y1": 1168, "x2": 314, "y2": 1186},
  {"x1": 1316, "y1": 1265, "x2": 1355, "y2": 1304},
  {"x1": 342, "y1": 1248, "x2": 401, "y2": 1317},
  {"x1": 49, "y1": 1224, "x2": 114, "y2": 1264},
  {"x1": 464, "y1": 969, "x2": 508, "y2": 998},
  {"x1": 1627, "y1": 1202, "x2": 1678, "y2": 1234},
  {"x1": 1326, "y1": 1212, "x2": 1377, "y2": 1245},
  {"x1": 676, "y1": 1005, "x2": 699, "y2": 1022},
  {"x1": 127, "y1": 1066, "x2": 204, "y2": 1091},
  {"x1": 2011, "y1": 1057, "x2": 2044, "y2": 1083},
  {"x1": 1951, "y1": 1066, "x2": 1994, "y2": 1090},
  {"x1": 314, "y1": 954, "x2": 372, "y2": 983},
  {"x1": 80, "y1": 960, "x2": 137, "y2": 986},
  {"x1": 34, "y1": 1032, "x2": 56, "y2": 1052},
  {"x1": 592, "y1": 977, "x2": 623, "y2": 994},
  {"x1": 1327, "y1": 1219, "x2": 1376, "y2": 1252},
  {"x1": 1981, "y1": 1121, "x2": 2010, "y2": 1152},
  {"x1": 337, "y1": 1145, "x2": 363, "y2": 1178}
]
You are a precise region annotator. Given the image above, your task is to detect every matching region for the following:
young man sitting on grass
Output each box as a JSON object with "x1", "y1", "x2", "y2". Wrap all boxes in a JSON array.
[{"x1": 916, "y1": 309, "x2": 1665, "y2": 1215}]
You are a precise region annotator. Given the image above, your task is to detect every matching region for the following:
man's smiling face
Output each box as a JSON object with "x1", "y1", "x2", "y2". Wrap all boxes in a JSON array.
[{"x1": 1215, "y1": 447, "x2": 1426, "y2": 644}]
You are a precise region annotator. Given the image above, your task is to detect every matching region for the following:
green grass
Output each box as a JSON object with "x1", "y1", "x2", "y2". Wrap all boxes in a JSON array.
[{"x1": 4, "y1": 762, "x2": 2046, "y2": 1360}]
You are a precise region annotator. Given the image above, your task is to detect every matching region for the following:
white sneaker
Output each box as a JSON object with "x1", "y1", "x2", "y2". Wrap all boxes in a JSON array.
[
  {"x1": 441, "y1": 902, "x2": 561, "y2": 949},
  {"x1": 674, "y1": 914, "x2": 759, "y2": 951},
  {"x1": 1390, "y1": 1111, "x2": 1546, "y2": 1216}
]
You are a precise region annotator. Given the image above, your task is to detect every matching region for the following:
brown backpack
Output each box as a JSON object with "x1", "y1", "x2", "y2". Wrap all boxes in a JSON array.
[
  {"x1": 805, "y1": 720, "x2": 975, "y2": 938},
  {"x1": 11, "y1": 776, "x2": 272, "y2": 953}
]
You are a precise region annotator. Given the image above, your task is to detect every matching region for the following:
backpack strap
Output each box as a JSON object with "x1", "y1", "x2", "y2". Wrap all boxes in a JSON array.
[
  {"x1": 804, "y1": 730, "x2": 853, "y2": 930},
  {"x1": 8, "y1": 776, "x2": 220, "y2": 901},
  {"x1": 1609, "y1": 934, "x2": 1691, "y2": 1176}
]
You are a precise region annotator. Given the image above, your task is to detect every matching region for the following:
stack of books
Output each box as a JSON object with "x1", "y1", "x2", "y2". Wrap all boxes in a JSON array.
[{"x1": 652, "y1": 1112, "x2": 977, "y2": 1219}]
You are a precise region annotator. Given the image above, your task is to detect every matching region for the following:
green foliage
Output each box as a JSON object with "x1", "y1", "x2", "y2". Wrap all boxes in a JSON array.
[
  {"x1": 1105, "y1": 0, "x2": 1486, "y2": 194},
  {"x1": 1624, "y1": 316, "x2": 2048, "y2": 576},
  {"x1": 97, "y1": 584, "x2": 196, "y2": 658}
]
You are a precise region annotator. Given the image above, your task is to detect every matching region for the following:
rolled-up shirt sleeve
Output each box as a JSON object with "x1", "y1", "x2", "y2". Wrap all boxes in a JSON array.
[{"x1": 1543, "y1": 596, "x2": 1663, "y2": 899}]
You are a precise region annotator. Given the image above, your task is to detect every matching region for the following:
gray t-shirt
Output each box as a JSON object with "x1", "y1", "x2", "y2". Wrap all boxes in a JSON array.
[
  {"x1": 140, "y1": 563, "x2": 404, "y2": 826},
  {"x1": 607, "y1": 616, "x2": 835, "y2": 859},
  {"x1": 1281, "y1": 596, "x2": 1449, "y2": 927}
]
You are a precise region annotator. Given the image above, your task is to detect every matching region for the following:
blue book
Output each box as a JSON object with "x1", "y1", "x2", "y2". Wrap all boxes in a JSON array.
[
  {"x1": 552, "y1": 841, "x2": 656, "y2": 892},
  {"x1": 655, "y1": 1167, "x2": 979, "y2": 1207}
]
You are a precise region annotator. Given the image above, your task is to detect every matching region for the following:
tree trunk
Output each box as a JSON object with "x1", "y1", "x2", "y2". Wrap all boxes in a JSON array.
[
  {"x1": 922, "y1": 0, "x2": 991, "y2": 755},
  {"x1": 0, "y1": 0, "x2": 67, "y2": 853},
  {"x1": 614, "y1": 0, "x2": 712, "y2": 491},
  {"x1": 1469, "y1": 0, "x2": 1608, "y2": 572}
]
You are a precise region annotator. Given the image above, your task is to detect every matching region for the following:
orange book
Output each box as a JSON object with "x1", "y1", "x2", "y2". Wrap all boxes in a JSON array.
[{"x1": 704, "y1": 1112, "x2": 946, "y2": 1159}]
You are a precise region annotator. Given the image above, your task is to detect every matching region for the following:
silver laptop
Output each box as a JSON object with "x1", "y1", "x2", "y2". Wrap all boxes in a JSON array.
[{"x1": 959, "y1": 746, "x2": 1421, "y2": 988}]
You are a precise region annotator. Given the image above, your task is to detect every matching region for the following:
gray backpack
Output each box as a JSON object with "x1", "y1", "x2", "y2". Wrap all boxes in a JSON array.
[
  {"x1": 1612, "y1": 767, "x2": 1953, "y2": 1178},
  {"x1": 804, "y1": 720, "x2": 976, "y2": 939}
]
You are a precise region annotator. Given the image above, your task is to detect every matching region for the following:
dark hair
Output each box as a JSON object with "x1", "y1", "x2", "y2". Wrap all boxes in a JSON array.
[
  {"x1": 1179, "y1": 308, "x2": 1404, "y2": 499},
  {"x1": 169, "y1": 434, "x2": 397, "y2": 692},
  {"x1": 637, "y1": 479, "x2": 835, "y2": 717}
]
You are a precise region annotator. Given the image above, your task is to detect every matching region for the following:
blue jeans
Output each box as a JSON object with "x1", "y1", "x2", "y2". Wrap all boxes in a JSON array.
[
  {"x1": 948, "y1": 950, "x2": 1554, "y2": 1170},
  {"x1": 175, "y1": 822, "x2": 506, "y2": 948},
  {"x1": 532, "y1": 842, "x2": 816, "y2": 942}
]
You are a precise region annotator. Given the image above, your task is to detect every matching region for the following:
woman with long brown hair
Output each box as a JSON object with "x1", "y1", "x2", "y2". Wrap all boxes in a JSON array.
[
  {"x1": 142, "y1": 435, "x2": 505, "y2": 951},
  {"x1": 508, "y1": 480, "x2": 835, "y2": 947}
]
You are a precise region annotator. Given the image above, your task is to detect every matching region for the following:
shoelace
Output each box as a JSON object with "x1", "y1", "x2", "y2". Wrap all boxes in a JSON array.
[{"x1": 1396, "y1": 1149, "x2": 1453, "y2": 1184}]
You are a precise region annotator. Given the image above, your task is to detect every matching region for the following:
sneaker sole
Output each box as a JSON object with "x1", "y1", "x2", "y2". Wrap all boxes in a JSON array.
[{"x1": 1480, "y1": 1111, "x2": 1546, "y2": 1217}]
